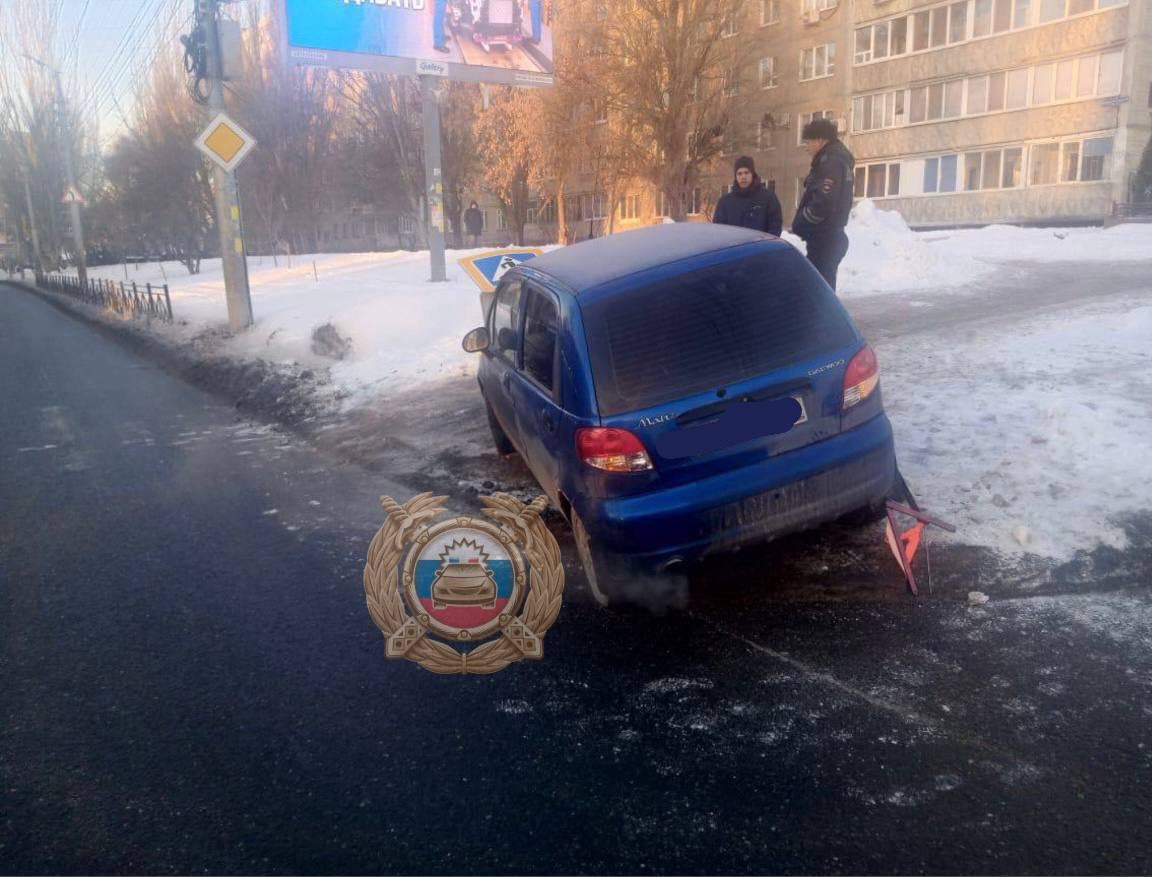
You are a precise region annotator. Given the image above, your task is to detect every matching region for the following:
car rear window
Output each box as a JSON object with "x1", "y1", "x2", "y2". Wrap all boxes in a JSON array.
[{"x1": 581, "y1": 249, "x2": 857, "y2": 416}]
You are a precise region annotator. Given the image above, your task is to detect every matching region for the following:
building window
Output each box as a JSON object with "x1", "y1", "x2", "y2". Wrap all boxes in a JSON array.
[
  {"x1": 854, "y1": 26, "x2": 872, "y2": 63},
  {"x1": 1032, "y1": 64, "x2": 1053, "y2": 103},
  {"x1": 859, "y1": 163, "x2": 901, "y2": 198},
  {"x1": 852, "y1": 90, "x2": 904, "y2": 132},
  {"x1": 761, "y1": 0, "x2": 781, "y2": 24},
  {"x1": 759, "y1": 117, "x2": 776, "y2": 149},
  {"x1": 1097, "y1": 49, "x2": 1123, "y2": 94},
  {"x1": 800, "y1": 43, "x2": 835, "y2": 81},
  {"x1": 802, "y1": 0, "x2": 837, "y2": 15},
  {"x1": 724, "y1": 68, "x2": 740, "y2": 96},
  {"x1": 855, "y1": 0, "x2": 1125, "y2": 66},
  {"x1": 721, "y1": 9, "x2": 738, "y2": 36},
  {"x1": 657, "y1": 188, "x2": 703, "y2": 217},
  {"x1": 591, "y1": 98, "x2": 608, "y2": 124},
  {"x1": 1005, "y1": 68, "x2": 1029, "y2": 108},
  {"x1": 962, "y1": 146, "x2": 1025, "y2": 190},
  {"x1": 619, "y1": 193, "x2": 641, "y2": 220},
  {"x1": 1081, "y1": 137, "x2": 1114, "y2": 180},
  {"x1": 759, "y1": 57, "x2": 778, "y2": 88},
  {"x1": 1030, "y1": 143, "x2": 1061, "y2": 184},
  {"x1": 923, "y1": 154, "x2": 959, "y2": 192}
]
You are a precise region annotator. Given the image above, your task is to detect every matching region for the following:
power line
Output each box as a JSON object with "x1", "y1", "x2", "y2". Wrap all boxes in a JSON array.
[
  {"x1": 95, "y1": 0, "x2": 187, "y2": 118},
  {"x1": 80, "y1": 0, "x2": 170, "y2": 125}
]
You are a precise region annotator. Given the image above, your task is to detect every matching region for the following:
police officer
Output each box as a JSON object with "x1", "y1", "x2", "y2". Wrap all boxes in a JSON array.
[
  {"x1": 712, "y1": 156, "x2": 783, "y2": 237},
  {"x1": 792, "y1": 118, "x2": 855, "y2": 290}
]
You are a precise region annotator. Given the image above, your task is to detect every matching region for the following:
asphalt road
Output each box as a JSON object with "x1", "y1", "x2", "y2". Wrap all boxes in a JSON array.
[{"x1": 3, "y1": 283, "x2": 1151, "y2": 875}]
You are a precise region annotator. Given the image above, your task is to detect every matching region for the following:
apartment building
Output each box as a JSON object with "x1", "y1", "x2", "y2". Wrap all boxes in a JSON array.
[
  {"x1": 504, "y1": 0, "x2": 1149, "y2": 240},
  {"x1": 849, "y1": 0, "x2": 1151, "y2": 224}
]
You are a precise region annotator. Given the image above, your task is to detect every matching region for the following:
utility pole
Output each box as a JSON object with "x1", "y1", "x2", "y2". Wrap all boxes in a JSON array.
[
  {"x1": 202, "y1": 0, "x2": 253, "y2": 331},
  {"x1": 53, "y1": 71, "x2": 86, "y2": 288},
  {"x1": 420, "y1": 74, "x2": 447, "y2": 282}
]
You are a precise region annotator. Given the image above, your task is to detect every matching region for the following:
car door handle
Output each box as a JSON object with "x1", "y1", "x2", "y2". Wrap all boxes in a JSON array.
[{"x1": 540, "y1": 410, "x2": 555, "y2": 432}]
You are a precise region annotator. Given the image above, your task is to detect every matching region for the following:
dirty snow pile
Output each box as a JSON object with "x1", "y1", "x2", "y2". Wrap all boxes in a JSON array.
[
  {"x1": 783, "y1": 199, "x2": 996, "y2": 297},
  {"x1": 880, "y1": 299, "x2": 1152, "y2": 560}
]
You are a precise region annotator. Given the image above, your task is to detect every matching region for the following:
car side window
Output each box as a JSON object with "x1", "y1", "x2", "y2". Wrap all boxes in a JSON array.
[
  {"x1": 490, "y1": 280, "x2": 523, "y2": 365},
  {"x1": 521, "y1": 285, "x2": 559, "y2": 393}
]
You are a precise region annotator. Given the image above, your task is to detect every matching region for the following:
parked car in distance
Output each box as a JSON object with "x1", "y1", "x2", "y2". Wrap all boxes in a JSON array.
[{"x1": 461, "y1": 223, "x2": 896, "y2": 605}]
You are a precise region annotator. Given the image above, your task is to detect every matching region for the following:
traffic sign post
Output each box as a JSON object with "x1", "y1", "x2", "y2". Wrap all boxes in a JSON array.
[{"x1": 198, "y1": 0, "x2": 255, "y2": 333}]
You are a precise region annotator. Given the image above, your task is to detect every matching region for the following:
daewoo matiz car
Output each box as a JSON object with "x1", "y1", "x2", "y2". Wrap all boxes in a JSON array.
[{"x1": 462, "y1": 223, "x2": 896, "y2": 605}]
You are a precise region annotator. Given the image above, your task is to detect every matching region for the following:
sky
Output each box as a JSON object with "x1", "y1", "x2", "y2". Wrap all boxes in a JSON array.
[{"x1": 52, "y1": 0, "x2": 198, "y2": 145}]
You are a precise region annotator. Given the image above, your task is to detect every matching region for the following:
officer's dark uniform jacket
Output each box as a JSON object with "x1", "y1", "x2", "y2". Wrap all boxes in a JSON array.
[
  {"x1": 712, "y1": 176, "x2": 783, "y2": 237},
  {"x1": 791, "y1": 139, "x2": 854, "y2": 242}
]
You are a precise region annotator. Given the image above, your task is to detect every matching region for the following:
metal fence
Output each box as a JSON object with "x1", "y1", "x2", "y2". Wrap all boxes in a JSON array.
[{"x1": 35, "y1": 272, "x2": 173, "y2": 323}]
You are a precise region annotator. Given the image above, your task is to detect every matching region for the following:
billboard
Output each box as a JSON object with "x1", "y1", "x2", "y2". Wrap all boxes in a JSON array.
[{"x1": 281, "y1": 0, "x2": 554, "y2": 86}]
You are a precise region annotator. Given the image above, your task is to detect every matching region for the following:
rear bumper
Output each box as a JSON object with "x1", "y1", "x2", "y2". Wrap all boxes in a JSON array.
[{"x1": 585, "y1": 414, "x2": 896, "y2": 568}]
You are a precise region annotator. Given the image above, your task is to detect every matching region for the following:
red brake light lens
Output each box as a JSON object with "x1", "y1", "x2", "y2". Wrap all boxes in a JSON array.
[
  {"x1": 843, "y1": 345, "x2": 880, "y2": 409},
  {"x1": 576, "y1": 428, "x2": 654, "y2": 472}
]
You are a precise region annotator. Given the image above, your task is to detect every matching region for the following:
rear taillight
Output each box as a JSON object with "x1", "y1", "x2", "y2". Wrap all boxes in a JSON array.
[
  {"x1": 843, "y1": 345, "x2": 880, "y2": 409},
  {"x1": 576, "y1": 428, "x2": 654, "y2": 472}
]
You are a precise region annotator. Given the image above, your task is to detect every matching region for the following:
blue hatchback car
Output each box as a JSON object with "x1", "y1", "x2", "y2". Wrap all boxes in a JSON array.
[{"x1": 462, "y1": 223, "x2": 897, "y2": 604}]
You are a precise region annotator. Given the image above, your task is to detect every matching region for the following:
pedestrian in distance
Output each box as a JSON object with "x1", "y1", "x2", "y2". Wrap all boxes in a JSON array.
[
  {"x1": 792, "y1": 118, "x2": 855, "y2": 291},
  {"x1": 464, "y1": 201, "x2": 483, "y2": 248},
  {"x1": 712, "y1": 156, "x2": 783, "y2": 237}
]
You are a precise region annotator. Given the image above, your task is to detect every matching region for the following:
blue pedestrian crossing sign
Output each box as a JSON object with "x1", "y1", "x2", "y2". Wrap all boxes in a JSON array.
[{"x1": 458, "y1": 248, "x2": 544, "y2": 293}]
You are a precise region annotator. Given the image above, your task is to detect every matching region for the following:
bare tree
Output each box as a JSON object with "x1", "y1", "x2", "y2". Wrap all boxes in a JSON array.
[
  {"x1": 0, "y1": 0, "x2": 80, "y2": 270},
  {"x1": 99, "y1": 33, "x2": 215, "y2": 274},
  {"x1": 473, "y1": 86, "x2": 535, "y2": 246},
  {"x1": 440, "y1": 82, "x2": 480, "y2": 249},
  {"x1": 231, "y1": 9, "x2": 344, "y2": 256},
  {"x1": 576, "y1": 0, "x2": 755, "y2": 221}
]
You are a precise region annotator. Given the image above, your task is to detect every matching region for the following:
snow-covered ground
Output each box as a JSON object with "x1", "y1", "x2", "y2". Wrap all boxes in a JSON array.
[
  {"x1": 47, "y1": 203, "x2": 1152, "y2": 565},
  {"x1": 881, "y1": 298, "x2": 1152, "y2": 560}
]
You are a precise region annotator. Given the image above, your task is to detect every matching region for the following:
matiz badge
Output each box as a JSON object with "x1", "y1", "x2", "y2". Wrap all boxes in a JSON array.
[{"x1": 363, "y1": 492, "x2": 564, "y2": 674}]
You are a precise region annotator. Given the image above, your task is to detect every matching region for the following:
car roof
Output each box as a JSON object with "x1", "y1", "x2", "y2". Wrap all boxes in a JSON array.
[{"x1": 520, "y1": 223, "x2": 776, "y2": 293}]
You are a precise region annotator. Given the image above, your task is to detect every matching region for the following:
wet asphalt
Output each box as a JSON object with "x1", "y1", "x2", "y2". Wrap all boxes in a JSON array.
[{"x1": 2, "y1": 283, "x2": 1151, "y2": 875}]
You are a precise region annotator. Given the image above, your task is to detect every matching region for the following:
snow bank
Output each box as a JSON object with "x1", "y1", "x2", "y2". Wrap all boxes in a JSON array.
[
  {"x1": 880, "y1": 300, "x2": 1152, "y2": 560},
  {"x1": 926, "y1": 222, "x2": 1152, "y2": 264},
  {"x1": 782, "y1": 199, "x2": 996, "y2": 297},
  {"x1": 80, "y1": 250, "x2": 499, "y2": 408}
]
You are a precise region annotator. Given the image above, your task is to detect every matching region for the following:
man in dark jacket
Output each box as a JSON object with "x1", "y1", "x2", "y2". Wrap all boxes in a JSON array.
[
  {"x1": 463, "y1": 201, "x2": 483, "y2": 247},
  {"x1": 712, "y1": 156, "x2": 783, "y2": 237},
  {"x1": 791, "y1": 118, "x2": 855, "y2": 290}
]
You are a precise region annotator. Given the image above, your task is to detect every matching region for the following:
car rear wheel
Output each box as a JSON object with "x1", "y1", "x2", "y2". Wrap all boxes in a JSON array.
[
  {"x1": 571, "y1": 510, "x2": 619, "y2": 607},
  {"x1": 484, "y1": 397, "x2": 516, "y2": 456}
]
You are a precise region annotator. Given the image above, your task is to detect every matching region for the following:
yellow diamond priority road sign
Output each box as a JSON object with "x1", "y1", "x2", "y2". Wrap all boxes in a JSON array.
[{"x1": 195, "y1": 113, "x2": 256, "y2": 172}]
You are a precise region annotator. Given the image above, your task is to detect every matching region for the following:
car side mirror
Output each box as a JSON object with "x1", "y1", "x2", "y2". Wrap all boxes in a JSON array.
[{"x1": 462, "y1": 326, "x2": 490, "y2": 353}]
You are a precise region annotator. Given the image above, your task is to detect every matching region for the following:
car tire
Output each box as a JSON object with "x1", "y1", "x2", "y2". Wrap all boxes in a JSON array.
[
  {"x1": 484, "y1": 397, "x2": 516, "y2": 456},
  {"x1": 571, "y1": 510, "x2": 622, "y2": 607}
]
